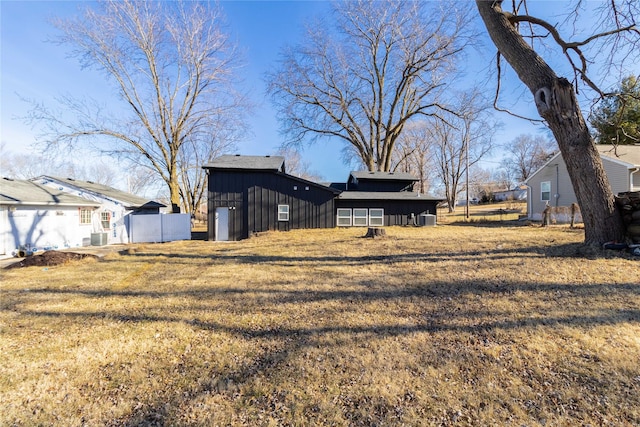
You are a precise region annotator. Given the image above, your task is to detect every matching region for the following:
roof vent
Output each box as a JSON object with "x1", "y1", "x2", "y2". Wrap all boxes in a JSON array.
[
  {"x1": 235, "y1": 154, "x2": 241, "y2": 156},
  {"x1": 265, "y1": 155, "x2": 270, "y2": 157},
  {"x1": 67, "y1": 177, "x2": 75, "y2": 181}
]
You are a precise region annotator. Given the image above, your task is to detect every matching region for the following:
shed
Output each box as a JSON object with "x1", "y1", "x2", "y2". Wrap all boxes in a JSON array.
[
  {"x1": 204, "y1": 155, "x2": 340, "y2": 241},
  {"x1": 203, "y1": 154, "x2": 443, "y2": 241}
]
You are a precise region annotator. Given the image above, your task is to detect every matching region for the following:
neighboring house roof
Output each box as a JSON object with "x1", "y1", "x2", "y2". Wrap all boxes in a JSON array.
[
  {"x1": 525, "y1": 144, "x2": 640, "y2": 185},
  {"x1": 596, "y1": 144, "x2": 640, "y2": 166},
  {"x1": 337, "y1": 191, "x2": 442, "y2": 201},
  {"x1": 0, "y1": 178, "x2": 100, "y2": 207},
  {"x1": 204, "y1": 155, "x2": 285, "y2": 171},
  {"x1": 350, "y1": 171, "x2": 418, "y2": 182},
  {"x1": 35, "y1": 176, "x2": 165, "y2": 209}
]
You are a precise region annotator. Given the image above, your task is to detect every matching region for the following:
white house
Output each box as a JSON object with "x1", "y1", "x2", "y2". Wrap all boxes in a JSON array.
[
  {"x1": 525, "y1": 145, "x2": 640, "y2": 222},
  {"x1": 494, "y1": 185, "x2": 528, "y2": 202},
  {"x1": 33, "y1": 176, "x2": 190, "y2": 245},
  {"x1": 0, "y1": 178, "x2": 100, "y2": 256}
]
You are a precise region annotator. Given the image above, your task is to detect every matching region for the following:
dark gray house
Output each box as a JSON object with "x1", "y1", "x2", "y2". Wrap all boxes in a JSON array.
[{"x1": 203, "y1": 155, "x2": 441, "y2": 241}]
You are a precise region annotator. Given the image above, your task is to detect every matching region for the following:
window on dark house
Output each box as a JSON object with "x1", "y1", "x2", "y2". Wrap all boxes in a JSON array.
[{"x1": 278, "y1": 205, "x2": 290, "y2": 221}]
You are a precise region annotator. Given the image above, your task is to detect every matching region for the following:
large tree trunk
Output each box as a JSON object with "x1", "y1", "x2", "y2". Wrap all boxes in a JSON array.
[{"x1": 475, "y1": 0, "x2": 626, "y2": 246}]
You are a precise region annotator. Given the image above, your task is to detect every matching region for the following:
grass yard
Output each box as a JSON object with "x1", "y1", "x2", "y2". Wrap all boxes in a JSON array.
[{"x1": 1, "y1": 224, "x2": 639, "y2": 426}]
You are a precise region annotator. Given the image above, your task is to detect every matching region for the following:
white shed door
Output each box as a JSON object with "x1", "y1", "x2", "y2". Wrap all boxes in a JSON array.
[
  {"x1": 215, "y1": 208, "x2": 229, "y2": 241},
  {"x1": 0, "y1": 206, "x2": 7, "y2": 255}
]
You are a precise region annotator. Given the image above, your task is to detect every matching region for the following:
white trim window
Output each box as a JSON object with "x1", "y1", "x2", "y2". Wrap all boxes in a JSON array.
[
  {"x1": 337, "y1": 208, "x2": 352, "y2": 226},
  {"x1": 541, "y1": 181, "x2": 551, "y2": 201},
  {"x1": 79, "y1": 208, "x2": 92, "y2": 225},
  {"x1": 353, "y1": 208, "x2": 368, "y2": 226},
  {"x1": 369, "y1": 208, "x2": 384, "y2": 226},
  {"x1": 278, "y1": 204, "x2": 290, "y2": 221},
  {"x1": 100, "y1": 211, "x2": 111, "y2": 230}
]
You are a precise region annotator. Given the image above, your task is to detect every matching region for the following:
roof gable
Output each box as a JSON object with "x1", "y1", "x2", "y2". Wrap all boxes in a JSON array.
[
  {"x1": 0, "y1": 178, "x2": 100, "y2": 206},
  {"x1": 204, "y1": 155, "x2": 285, "y2": 171}
]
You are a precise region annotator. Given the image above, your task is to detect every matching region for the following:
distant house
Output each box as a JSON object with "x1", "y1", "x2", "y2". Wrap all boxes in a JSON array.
[
  {"x1": 203, "y1": 155, "x2": 442, "y2": 241},
  {"x1": 525, "y1": 145, "x2": 640, "y2": 222},
  {"x1": 0, "y1": 178, "x2": 100, "y2": 256},
  {"x1": 494, "y1": 186, "x2": 527, "y2": 202},
  {"x1": 32, "y1": 176, "x2": 190, "y2": 244}
]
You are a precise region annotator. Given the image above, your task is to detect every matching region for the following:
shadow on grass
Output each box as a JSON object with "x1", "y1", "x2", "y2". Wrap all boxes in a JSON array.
[
  {"x1": 11, "y1": 272, "x2": 640, "y2": 425},
  {"x1": 107, "y1": 239, "x2": 634, "y2": 267}
]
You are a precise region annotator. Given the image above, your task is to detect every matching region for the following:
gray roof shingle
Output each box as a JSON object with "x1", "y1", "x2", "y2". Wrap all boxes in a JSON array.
[
  {"x1": 0, "y1": 178, "x2": 100, "y2": 206},
  {"x1": 597, "y1": 145, "x2": 640, "y2": 166},
  {"x1": 204, "y1": 155, "x2": 285, "y2": 171},
  {"x1": 37, "y1": 176, "x2": 165, "y2": 209}
]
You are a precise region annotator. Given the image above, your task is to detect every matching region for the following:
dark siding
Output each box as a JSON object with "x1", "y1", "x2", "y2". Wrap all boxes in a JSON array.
[
  {"x1": 206, "y1": 169, "x2": 336, "y2": 240},
  {"x1": 355, "y1": 180, "x2": 415, "y2": 192},
  {"x1": 335, "y1": 199, "x2": 439, "y2": 226}
]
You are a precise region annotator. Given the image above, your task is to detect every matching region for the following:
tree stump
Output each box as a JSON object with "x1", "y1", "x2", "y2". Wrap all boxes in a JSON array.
[{"x1": 364, "y1": 227, "x2": 386, "y2": 238}]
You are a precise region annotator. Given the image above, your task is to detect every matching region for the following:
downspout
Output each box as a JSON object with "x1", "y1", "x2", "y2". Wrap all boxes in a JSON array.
[
  {"x1": 630, "y1": 167, "x2": 639, "y2": 191},
  {"x1": 524, "y1": 184, "x2": 532, "y2": 219},
  {"x1": 554, "y1": 164, "x2": 560, "y2": 208}
]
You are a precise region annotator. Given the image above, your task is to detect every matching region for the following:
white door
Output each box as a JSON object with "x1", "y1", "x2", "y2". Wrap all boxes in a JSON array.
[
  {"x1": 0, "y1": 206, "x2": 6, "y2": 255},
  {"x1": 215, "y1": 207, "x2": 229, "y2": 241}
]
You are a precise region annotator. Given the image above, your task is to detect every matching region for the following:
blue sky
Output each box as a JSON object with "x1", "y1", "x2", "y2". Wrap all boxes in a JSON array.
[
  {"x1": 3, "y1": 1, "x2": 628, "y2": 186},
  {"x1": 1, "y1": 1, "x2": 356, "y2": 182}
]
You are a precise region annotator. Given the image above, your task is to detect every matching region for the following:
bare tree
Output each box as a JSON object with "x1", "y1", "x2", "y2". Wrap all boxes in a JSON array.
[
  {"x1": 178, "y1": 111, "x2": 240, "y2": 214},
  {"x1": 267, "y1": 0, "x2": 474, "y2": 172},
  {"x1": 431, "y1": 91, "x2": 496, "y2": 212},
  {"x1": 1, "y1": 150, "x2": 61, "y2": 181},
  {"x1": 275, "y1": 148, "x2": 323, "y2": 182},
  {"x1": 391, "y1": 121, "x2": 436, "y2": 194},
  {"x1": 0, "y1": 143, "x2": 118, "y2": 186},
  {"x1": 29, "y1": 0, "x2": 248, "y2": 213},
  {"x1": 476, "y1": 0, "x2": 639, "y2": 245},
  {"x1": 501, "y1": 134, "x2": 557, "y2": 183},
  {"x1": 125, "y1": 167, "x2": 158, "y2": 197}
]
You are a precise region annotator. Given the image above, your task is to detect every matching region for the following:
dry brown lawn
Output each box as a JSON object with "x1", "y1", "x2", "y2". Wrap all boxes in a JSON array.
[{"x1": 1, "y1": 224, "x2": 639, "y2": 426}]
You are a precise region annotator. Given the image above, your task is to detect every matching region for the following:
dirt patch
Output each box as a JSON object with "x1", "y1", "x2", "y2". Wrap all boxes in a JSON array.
[{"x1": 5, "y1": 251, "x2": 99, "y2": 269}]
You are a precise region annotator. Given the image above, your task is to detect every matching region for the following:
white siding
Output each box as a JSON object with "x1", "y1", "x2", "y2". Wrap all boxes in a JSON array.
[{"x1": 2, "y1": 205, "x2": 92, "y2": 254}]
